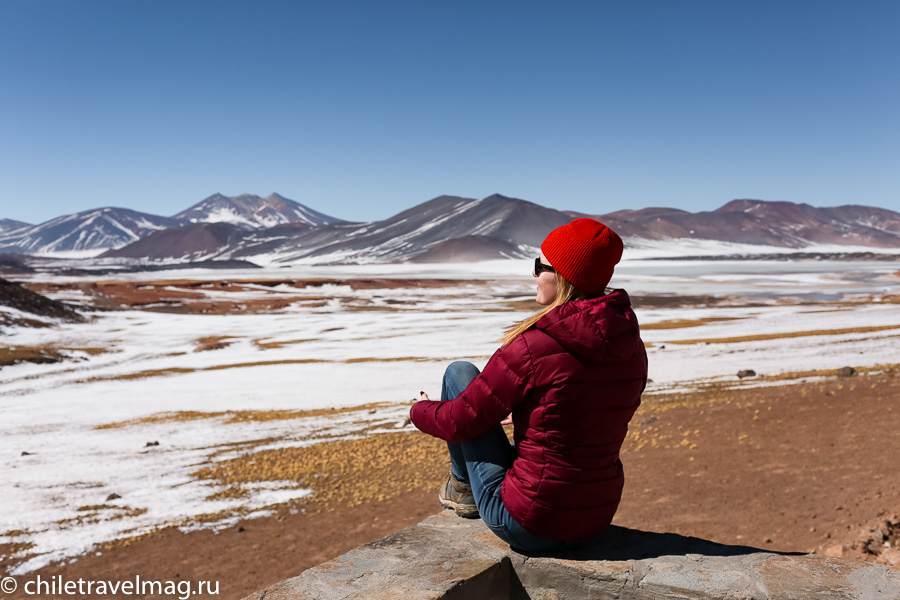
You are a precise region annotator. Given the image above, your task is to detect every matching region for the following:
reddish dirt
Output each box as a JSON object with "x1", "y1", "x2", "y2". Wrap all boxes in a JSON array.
[
  {"x1": 21, "y1": 278, "x2": 489, "y2": 315},
  {"x1": 614, "y1": 372, "x2": 900, "y2": 555},
  {"x1": 0, "y1": 493, "x2": 437, "y2": 600},
  {"x1": 2, "y1": 372, "x2": 898, "y2": 600}
]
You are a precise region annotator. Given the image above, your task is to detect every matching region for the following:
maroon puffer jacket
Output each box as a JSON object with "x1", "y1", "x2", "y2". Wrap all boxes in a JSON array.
[{"x1": 411, "y1": 289, "x2": 647, "y2": 541}]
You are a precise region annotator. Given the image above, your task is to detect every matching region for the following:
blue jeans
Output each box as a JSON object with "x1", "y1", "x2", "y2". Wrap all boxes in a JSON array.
[{"x1": 441, "y1": 361, "x2": 584, "y2": 554}]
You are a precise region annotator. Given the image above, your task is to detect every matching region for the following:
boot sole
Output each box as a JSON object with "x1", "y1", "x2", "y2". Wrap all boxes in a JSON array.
[{"x1": 439, "y1": 494, "x2": 480, "y2": 519}]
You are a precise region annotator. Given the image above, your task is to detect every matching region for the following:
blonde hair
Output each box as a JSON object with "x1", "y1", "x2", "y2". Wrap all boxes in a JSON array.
[{"x1": 501, "y1": 272, "x2": 590, "y2": 347}]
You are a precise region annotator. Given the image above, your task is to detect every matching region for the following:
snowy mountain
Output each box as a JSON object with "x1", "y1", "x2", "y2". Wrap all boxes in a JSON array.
[
  {"x1": 101, "y1": 193, "x2": 569, "y2": 264},
  {"x1": 172, "y1": 192, "x2": 345, "y2": 228},
  {"x1": 211, "y1": 193, "x2": 573, "y2": 264},
  {"x1": 0, "y1": 192, "x2": 343, "y2": 256},
  {"x1": 0, "y1": 218, "x2": 31, "y2": 234},
  {"x1": 4, "y1": 195, "x2": 900, "y2": 263},
  {"x1": 0, "y1": 208, "x2": 178, "y2": 254}
]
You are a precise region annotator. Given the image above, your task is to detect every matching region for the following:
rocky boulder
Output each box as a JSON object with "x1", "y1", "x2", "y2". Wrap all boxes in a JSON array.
[{"x1": 244, "y1": 512, "x2": 900, "y2": 600}]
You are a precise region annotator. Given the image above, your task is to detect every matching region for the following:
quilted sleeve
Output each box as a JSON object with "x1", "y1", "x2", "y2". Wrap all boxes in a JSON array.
[{"x1": 410, "y1": 335, "x2": 533, "y2": 443}]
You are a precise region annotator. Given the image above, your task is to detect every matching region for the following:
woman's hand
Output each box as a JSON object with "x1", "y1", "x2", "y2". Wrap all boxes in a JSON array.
[{"x1": 421, "y1": 391, "x2": 509, "y2": 424}]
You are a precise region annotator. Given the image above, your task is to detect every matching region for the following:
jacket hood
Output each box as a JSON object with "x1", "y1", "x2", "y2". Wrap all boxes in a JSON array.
[{"x1": 534, "y1": 289, "x2": 642, "y2": 362}]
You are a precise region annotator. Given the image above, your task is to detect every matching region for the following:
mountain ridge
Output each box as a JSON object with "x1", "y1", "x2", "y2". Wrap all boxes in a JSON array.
[
  {"x1": 172, "y1": 192, "x2": 346, "y2": 229},
  {"x1": 0, "y1": 208, "x2": 178, "y2": 254},
  {"x1": 0, "y1": 218, "x2": 32, "y2": 234},
  {"x1": 590, "y1": 199, "x2": 900, "y2": 249},
  {"x1": 0, "y1": 193, "x2": 344, "y2": 255},
  {"x1": 2, "y1": 195, "x2": 899, "y2": 263}
]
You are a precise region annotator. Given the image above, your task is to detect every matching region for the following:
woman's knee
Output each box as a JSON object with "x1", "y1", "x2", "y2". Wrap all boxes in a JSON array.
[
  {"x1": 442, "y1": 361, "x2": 481, "y2": 401},
  {"x1": 445, "y1": 361, "x2": 480, "y2": 381}
]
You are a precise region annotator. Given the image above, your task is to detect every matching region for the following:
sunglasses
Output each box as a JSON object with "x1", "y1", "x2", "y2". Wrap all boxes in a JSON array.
[{"x1": 533, "y1": 257, "x2": 555, "y2": 277}]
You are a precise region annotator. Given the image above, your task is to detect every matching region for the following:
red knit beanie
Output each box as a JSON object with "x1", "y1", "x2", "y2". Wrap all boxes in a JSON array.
[{"x1": 540, "y1": 218, "x2": 623, "y2": 296}]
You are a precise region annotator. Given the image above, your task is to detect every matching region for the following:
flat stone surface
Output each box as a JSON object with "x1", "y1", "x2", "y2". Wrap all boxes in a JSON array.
[{"x1": 244, "y1": 511, "x2": 900, "y2": 600}]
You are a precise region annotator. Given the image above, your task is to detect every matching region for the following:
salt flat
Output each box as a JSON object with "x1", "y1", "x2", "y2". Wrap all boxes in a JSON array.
[{"x1": 1, "y1": 257, "x2": 898, "y2": 573}]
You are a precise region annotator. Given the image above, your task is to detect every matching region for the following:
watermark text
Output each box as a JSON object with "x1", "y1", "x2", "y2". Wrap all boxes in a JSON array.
[{"x1": 2, "y1": 575, "x2": 219, "y2": 599}]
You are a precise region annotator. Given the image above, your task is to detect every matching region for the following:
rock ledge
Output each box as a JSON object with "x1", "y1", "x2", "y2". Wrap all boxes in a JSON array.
[{"x1": 244, "y1": 511, "x2": 900, "y2": 600}]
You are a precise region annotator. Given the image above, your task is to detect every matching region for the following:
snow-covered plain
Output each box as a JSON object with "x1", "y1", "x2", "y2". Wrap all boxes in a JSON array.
[{"x1": 2, "y1": 257, "x2": 899, "y2": 573}]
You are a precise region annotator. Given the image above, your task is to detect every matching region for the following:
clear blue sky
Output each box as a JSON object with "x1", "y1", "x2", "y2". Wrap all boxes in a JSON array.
[{"x1": 1, "y1": 0, "x2": 897, "y2": 224}]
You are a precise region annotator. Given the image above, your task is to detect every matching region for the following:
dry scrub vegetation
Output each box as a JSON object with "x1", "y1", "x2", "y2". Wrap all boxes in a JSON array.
[
  {"x1": 185, "y1": 366, "x2": 900, "y2": 523},
  {"x1": 192, "y1": 430, "x2": 449, "y2": 508},
  {"x1": 94, "y1": 402, "x2": 400, "y2": 430},
  {"x1": 193, "y1": 336, "x2": 237, "y2": 352},
  {"x1": 76, "y1": 356, "x2": 468, "y2": 385},
  {"x1": 0, "y1": 345, "x2": 107, "y2": 367},
  {"x1": 640, "y1": 317, "x2": 743, "y2": 330},
  {"x1": 666, "y1": 323, "x2": 900, "y2": 345},
  {"x1": 23, "y1": 278, "x2": 494, "y2": 315}
]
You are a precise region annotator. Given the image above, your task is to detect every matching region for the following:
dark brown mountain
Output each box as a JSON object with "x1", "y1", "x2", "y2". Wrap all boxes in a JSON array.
[
  {"x1": 100, "y1": 222, "x2": 249, "y2": 260},
  {"x1": 587, "y1": 199, "x2": 900, "y2": 248},
  {"x1": 0, "y1": 253, "x2": 35, "y2": 275},
  {"x1": 409, "y1": 235, "x2": 525, "y2": 262}
]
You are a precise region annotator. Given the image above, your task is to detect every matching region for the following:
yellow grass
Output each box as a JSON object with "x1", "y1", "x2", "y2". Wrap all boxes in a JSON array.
[
  {"x1": 0, "y1": 345, "x2": 108, "y2": 367},
  {"x1": 57, "y1": 506, "x2": 148, "y2": 527},
  {"x1": 0, "y1": 541, "x2": 35, "y2": 557},
  {"x1": 76, "y1": 504, "x2": 118, "y2": 512},
  {"x1": 95, "y1": 402, "x2": 401, "y2": 430},
  {"x1": 253, "y1": 338, "x2": 318, "y2": 350},
  {"x1": 205, "y1": 487, "x2": 250, "y2": 502},
  {"x1": 639, "y1": 363, "x2": 899, "y2": 404},
  {"x1": 2, "y1": 530, "x2": 27, "y2": 538},
  {"x1": 756, "y1": 363, "x2": 899, "y2": 382},
  {"x1": 85, "y1": 367, "x2": 198, "y2": 381},
  {"x1": 498, "y1": 299, "x2": 541, "y2": 311},
  {"x1": 96, "y1": 369, "x2": 899, "y2": 528},
  {"x1": 344, "y1": 356, "x2": 454, "y2": 363},
  {"x1": 79, "y1": 355, "x2": 470, "y2": 384},
  {"x1": 666, "y1": 324, "x2": 900, "y2": 345},
  {"x1": 193, "y1": 335, "x2": 238, "y2": 352},
  {"x1": 192, "y1": 371, "x2": 900, "y2": 512},
  {"x1": 641, "y1": 317, "x2": 742, "y2": 330},
  {"x1": 192, "y1": 430, "x2": 448, "y2": 508},
  {"x1": 0, "y1": 345, "x2": 106, "y2": 356}
]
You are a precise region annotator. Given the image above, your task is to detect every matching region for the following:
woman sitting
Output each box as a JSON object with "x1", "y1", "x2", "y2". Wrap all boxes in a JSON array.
[{"x1": 411, "y1": 218, "x2": 648, "y2": 553}]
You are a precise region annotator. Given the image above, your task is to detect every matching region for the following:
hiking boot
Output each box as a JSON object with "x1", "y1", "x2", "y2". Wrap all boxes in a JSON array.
[{"x1": 438, "y1": 471, "x2": 479, "y2": 519}]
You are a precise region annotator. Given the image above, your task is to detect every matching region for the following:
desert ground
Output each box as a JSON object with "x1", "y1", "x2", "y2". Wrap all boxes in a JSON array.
[{"x1": 1, "y1": 259, "x2": 899, "y2": 599}]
